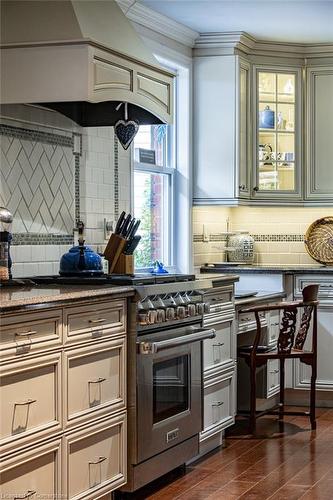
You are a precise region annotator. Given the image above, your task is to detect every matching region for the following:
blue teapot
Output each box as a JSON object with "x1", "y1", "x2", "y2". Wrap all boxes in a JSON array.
[
  {"x1": 259, "y1": 105, "x2": 275, "y2": 129},
  {"x1": 59, "y1": 243, "x2": 103, "y2": 276}
]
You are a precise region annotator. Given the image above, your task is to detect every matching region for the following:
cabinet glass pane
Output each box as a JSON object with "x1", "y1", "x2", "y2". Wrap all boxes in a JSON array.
[
  {"x1": 257, "y1": 70, "x2": 296, "y2": 192},
  {"x1": 277, "y1": 104, "x2": 295, "y2": 131},
  {"x1": 259, "y1": 72, "x2": 276, "y2": 102},
  {"x1": 277, "y1": 74, "x2": 295, "y2": 103}
]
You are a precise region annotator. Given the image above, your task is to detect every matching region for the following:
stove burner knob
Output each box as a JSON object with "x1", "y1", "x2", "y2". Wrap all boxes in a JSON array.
[
  {"x1": 196, "y1": 303, "x2": 205, "y2": 315},
  {"x1": 156, "y1": 309, "x2": 166, "y2": 323},
  {"x1": 166, "y1": 307, "x2": 175, "y2": 321},
  {"x1": 176, "y1": 305, "x2": 186, "y2": 319},
  {"x1": 187, "y1": 303, "x2": 196, "y2": 317},
  {"x1": 204, "y1": 302, "x2": 211, "y2": 313}
]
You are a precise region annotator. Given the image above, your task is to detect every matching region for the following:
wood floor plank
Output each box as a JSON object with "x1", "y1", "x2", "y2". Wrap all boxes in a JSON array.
[{"x1": 143, "y1": 408, "x2": 333, "y2": 500}]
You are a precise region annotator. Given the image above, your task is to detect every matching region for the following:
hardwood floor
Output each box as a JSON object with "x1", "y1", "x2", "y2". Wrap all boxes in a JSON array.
[{"x1": 130, "y1": 407, "x2": 333, "y2": 500}]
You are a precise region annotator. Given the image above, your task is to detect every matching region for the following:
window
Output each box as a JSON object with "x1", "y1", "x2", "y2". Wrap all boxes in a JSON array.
[{"x1": 133, "y1": 124, "x2": 175, "y2": 269}]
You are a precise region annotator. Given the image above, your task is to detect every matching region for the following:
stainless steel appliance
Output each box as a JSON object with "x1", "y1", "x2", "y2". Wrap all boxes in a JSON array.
[
  {"x1": 120, "y1": 277, "x2": 215, "y2": 494},
  {"x1": 0, "y1": 207, "x2": 13, "y2": 282}
]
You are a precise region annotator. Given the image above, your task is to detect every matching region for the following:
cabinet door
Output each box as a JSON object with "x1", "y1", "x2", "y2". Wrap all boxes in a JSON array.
[
  {"x1": 237, "y1": 59, "x2": 251, "y2": 198},
  {"x1": 294, "y1": 304, "x2": 333, "y2": 391},
  {"x1": 252, "y1": 66, "x2": 302, "y2": 200},
  {"x1": 306, "y1": 67, "x2": 333, "y2": 200}
]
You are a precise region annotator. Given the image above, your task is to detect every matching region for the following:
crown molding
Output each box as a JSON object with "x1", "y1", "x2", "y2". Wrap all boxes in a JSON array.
[
  {"x1": 117, "y1": 0, "x2": 198, "y2": 48},
  {"x1": 194, "y1": 32, "x2": 333, "y2": 59}
]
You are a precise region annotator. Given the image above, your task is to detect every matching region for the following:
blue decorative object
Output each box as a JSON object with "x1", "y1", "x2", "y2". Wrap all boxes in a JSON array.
[
  {"x1": 150, "y1": 260, "x2": 169, "y2": 275},
  {"x1": 59, "y1": 244, "x2": 103, "y2": 275},
  {"x1": 259, "y1": 105, "x2": 275, "y2": 129}
]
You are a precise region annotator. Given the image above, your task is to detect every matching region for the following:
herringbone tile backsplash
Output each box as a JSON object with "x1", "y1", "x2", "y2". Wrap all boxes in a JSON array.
[{"x1": 0, "y1": 128, "x2": 75, "y2": 235}]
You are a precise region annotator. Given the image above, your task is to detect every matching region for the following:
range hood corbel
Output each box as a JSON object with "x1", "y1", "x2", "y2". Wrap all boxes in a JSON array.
[{"x1": 0, "y1": 0, "x2": 174, "y2": 126}]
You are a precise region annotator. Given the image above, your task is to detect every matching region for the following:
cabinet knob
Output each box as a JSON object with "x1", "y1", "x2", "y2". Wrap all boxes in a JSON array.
[
  {"x1": 253, "y1": 186, "x2": 259, "y2": 192},
  {"x1": 239, "y1": 184, "x2": 246, "y2": 191}
]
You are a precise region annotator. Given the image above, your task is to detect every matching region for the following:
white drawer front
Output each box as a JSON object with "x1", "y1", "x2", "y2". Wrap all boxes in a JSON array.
[
  {"x1": 0, "y1": 353, "x2": 62, "y2": 453},
  {"x1": 238, "y1": 310, "x2": 267, "y2": 334},
  {"x1": 294, "y1": 275, "x2": 333, "y2": 302},
  {"x1": 201, "y1": 373, "x2": 235, "y2": 441},
  {"x1": 0, "y1": 309, "x2": 62, "y2": 361},
  {"x1": 267, "y1": 359, "x2": 280, "y2": 397},
  {"x1": 268, "y1": 311, "x2": 280, "y2": 345},
  {"x1": 64, "y1": 338, "x2": 126, "y2": 428},
  {"x1": 64, "y1": 413, "x2": 126, "y2": 499},
  {"x1": 203, "y1": 322, "x2": 233, "y2": 371},
  {"x1": 1, "y1": 439, "x2": 61, "y2": 499},
  {"x1": 64, "y1": 300, "x2": 126, "y2": 345}
]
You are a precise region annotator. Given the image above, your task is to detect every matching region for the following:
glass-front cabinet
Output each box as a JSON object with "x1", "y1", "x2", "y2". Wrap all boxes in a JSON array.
[{"x1": 253, "y1": 67, "x2": 302, "y2": 199}]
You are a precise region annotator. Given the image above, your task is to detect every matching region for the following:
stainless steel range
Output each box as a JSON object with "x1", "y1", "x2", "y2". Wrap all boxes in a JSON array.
[{"x1": 119, "y1": 275, "x2": 215, "y2": 494}]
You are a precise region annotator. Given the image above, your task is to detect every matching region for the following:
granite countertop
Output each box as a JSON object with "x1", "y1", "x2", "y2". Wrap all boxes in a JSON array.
[
  {"x1": 201, "y1": 264, "x2": 333, "y2": 274},
  {"x1": 195, "y1": 273, "x2": 239, "y2": 284},
  {"x1": 0, "y1": 285, "x2": 135, "y2": 314},
  {"x1": 235, "y1": 291, "x2": 286, "y2": 310}
]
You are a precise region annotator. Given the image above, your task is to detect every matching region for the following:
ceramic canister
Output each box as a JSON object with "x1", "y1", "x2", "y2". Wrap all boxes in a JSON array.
[{"x1": 227, "y1": 231, "x2": 254, "y2": 263}]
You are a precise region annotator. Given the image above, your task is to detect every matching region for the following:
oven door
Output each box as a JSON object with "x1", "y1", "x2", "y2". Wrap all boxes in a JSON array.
[{"x1": 136, "y1": 326, "x2": 215, "y2": 463}]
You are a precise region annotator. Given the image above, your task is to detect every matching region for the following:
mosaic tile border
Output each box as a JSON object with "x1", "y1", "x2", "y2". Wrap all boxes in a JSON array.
[
  {"x1": 113, "y1": 131, "x2": 119, "y2": 220},
  {"x1": 194, "y1": 234, "x2": 305, "y2": 243},
  {"x1": 12, "y1": 233, "x2": 74, "y2": 246},
  {"x1": 0, "y1": 124, "x2": 81, "y2": 244},
  {"x1": 0, "y1": 124, "x2": 73, "y2": 147}
]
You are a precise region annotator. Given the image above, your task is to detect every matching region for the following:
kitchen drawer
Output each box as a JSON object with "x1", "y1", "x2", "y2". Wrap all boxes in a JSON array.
[
  {"x1": 0, "y1": 309, "x2": 62, "y2": 361},
  {"x1": 267, "y1": 359, "x2": 280, "y2": 397},
  {"x1": 0, "y1": 352, "x2": 62, "y2": 455},
  {"x1": 294, "y1": 275, "x2": 333, "y2": 303},
  {"x1": 1, "y1": 438, "x2": 61, "y2": 499},
  {"x1": 64, "y1": 338, "x2": 126, "y2": 428},
  {"x1": 63, "y1": 412, "x2": 127, "y2": 500},
  {"x1": 64, "y1": 300, "x2": 126, "y2": 346},
  {"x1": 203, "y1": 321, "x2": 234, "y2": 373},
  {"x1": 237, "y1": 310, "x2": 267, "y2": 334},
  {"x1": 201, "y1": 372, "x2": 235, "y2": 441},
  {"x1": 204, "y1": 287, "x2": 234, "y2": 321}
]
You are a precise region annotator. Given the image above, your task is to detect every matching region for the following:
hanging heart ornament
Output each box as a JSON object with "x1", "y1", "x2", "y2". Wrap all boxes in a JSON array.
[
  {"x1": 115, "y1": 119, "x2": 139, "y2": 150},
  {"x1": 114, "y1": 103, "x2": 139, "y2": 150}
]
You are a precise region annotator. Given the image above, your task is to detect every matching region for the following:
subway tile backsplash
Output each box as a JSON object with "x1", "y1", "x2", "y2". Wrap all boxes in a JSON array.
[
  {"x1": 0, "y1": 104, "x2": 131, "y2": 277},
  {"x1": 193, "y1": 206, "x2": 333, "y2": 266}
]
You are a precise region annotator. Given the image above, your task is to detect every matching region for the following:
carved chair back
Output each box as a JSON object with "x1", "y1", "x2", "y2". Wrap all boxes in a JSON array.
[{"x1": 277, "y1": 284, "x2": 319, "y2": 354}]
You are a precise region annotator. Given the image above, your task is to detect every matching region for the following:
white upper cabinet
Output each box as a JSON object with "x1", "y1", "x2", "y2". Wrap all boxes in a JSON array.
[
  {"x1": 306, "y1": 67, "x2": 333, "y2": 201},
  {"x1": 193, "y1": 55, "x2": 251, "y2": 205},
  {"x1": 193, "y1": 33, "x2": 333, "y2": 206}
]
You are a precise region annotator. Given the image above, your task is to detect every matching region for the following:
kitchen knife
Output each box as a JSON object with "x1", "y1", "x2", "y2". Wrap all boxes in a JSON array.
[
  {"x1": 114, "y1": 211, "x2": 126, "y2": 235},
  {"x1": 120, "y1": 214, "x2": 132, "y2": 237},
  {"x1": 126, "y1": 219, "x2": 141, "y2": 242},
  {"x1": 125, "y1": 217, "x2": 136, "y2": 239},
  {"x1": 124, "y1": 235, "x2": 141, "y2": 254}
]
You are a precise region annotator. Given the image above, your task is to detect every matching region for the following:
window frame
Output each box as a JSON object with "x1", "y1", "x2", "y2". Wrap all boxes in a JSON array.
[{"x1": 133, "y1": 122, "x2": 176, "y2": 271}]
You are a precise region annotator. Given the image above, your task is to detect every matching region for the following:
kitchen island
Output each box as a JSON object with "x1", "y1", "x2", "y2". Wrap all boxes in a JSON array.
[{"x1": 0, "y1": 284, "x2": 134, "y2": 500}]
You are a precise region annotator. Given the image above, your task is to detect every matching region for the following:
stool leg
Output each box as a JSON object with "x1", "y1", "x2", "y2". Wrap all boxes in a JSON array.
[
  {"x1": 310, "y1": 360, "x2": 316, "y2": 430},
  {"x1": 279, "y1": 358, "x2": 285, "y2": 421},
  {"x1": 249, "y1": 362, "x2": 257, "y2": 434}
]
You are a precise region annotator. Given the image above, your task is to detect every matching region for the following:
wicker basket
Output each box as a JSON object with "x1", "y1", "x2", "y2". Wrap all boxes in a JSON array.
[{"x1": 305, "y1": 217, "x2": 333, "y2": 265}]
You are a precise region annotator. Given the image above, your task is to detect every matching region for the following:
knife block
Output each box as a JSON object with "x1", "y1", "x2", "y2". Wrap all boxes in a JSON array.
[
  {"x1": 112, "y1": 254, "x2": 134, "y2": 275},
  {"x1": 104, "y1": 233, "x2": 127, "y2": 273}
]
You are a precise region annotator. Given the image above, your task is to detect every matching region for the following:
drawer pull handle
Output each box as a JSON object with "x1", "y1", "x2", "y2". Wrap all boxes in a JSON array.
[
  {"x1": 15, "y1": 330, "x2": 37, "y2": 337},
  {"x1": 269, "y1": 369, "x2": 280, "y2": 374},
  {"x1": 14, "y1": 398, "x2": 37, "y2": 406},
  {"x1": 89, "y1": 318, "x2": 106, "y2": 324},
  {"x1": 212, "y1": 401, "x2": 224, "y2": 407},
  {"x1": 89, "y1": 456, "x2": 107, "y2": 465},
  {"x1": 88, "y1": 377, "x2": 106, "y2": 384},
  {"x1": 14, "y1": 490, "x2": 36, "y2": 499},
  {"x1": 213, "y1": 342, "x2": 224, "y2": 346}
]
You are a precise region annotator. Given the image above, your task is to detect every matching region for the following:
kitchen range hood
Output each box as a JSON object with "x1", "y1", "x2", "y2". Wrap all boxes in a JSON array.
[{"x1": 0, "y1": 0, "x2": 174, "y2": 126}]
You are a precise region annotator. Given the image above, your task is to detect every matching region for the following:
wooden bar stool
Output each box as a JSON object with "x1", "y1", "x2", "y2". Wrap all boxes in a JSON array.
[{"x1": 238, "y1": 284, "x2": 319, "y2": 434}]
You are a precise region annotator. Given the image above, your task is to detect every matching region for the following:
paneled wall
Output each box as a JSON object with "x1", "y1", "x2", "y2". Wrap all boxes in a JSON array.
[
  {"x1": 193, "y1": 206, "x2": 332, "y2": 266},
  {"x1": 0, "y1": 104, "x2": 131, "y2": 277}
]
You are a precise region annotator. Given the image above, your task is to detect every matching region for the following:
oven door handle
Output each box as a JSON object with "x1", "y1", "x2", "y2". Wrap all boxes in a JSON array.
[{"x1": 137, "y1": 328, "x2": 216, "y2": 354}]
